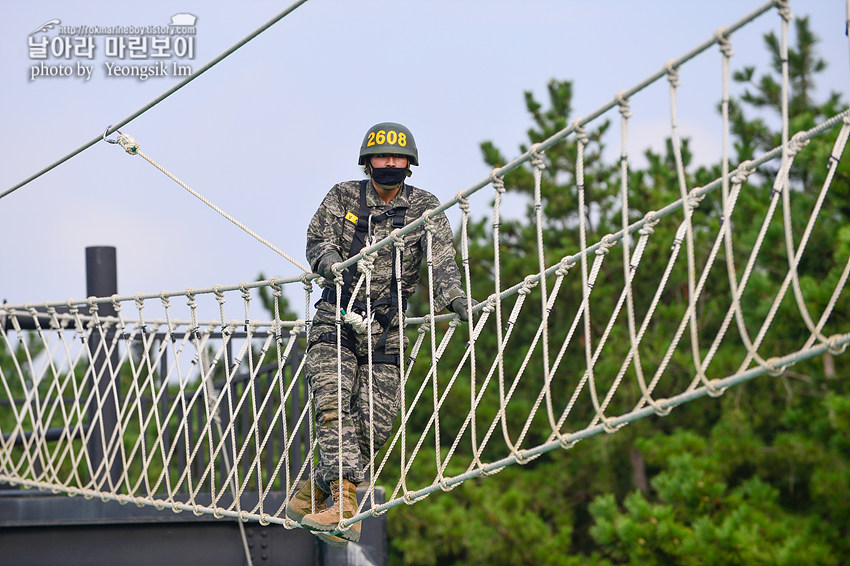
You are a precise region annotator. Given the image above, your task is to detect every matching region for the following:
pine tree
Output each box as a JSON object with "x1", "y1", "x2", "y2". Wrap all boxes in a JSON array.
[{"x1": 391, "y1": 15, "x2": 850, "y2": 566}]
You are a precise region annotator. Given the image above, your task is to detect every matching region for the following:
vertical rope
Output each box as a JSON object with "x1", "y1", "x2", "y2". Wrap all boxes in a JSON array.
[
  {"x1": 489, "y1": 174, "x2": 516, "y2": 456},
  {"x1": 529, "y1": 147, "x2": 559, "y2": 437},
  {"x1": 574, "y1": 124, "x2": 612, "y2": 430},
  {"x1": 1, "y1": 1, "x2": 849, "y2": 526},
  {"x1": 364, "y1": 253, "x2": 376, "y2": 516},
  {"x1": 457, "y1": 193, "x2": 484, "y2": 472},
  {"x1": 615, "y1": 94, "x2": 654, "y2": 414},
  {"x1": 423, "y1": 214, "x2": 444, "y2": 480},
  {"x1": 667, "y1": 64, "x2": 712, "y2": 392}
]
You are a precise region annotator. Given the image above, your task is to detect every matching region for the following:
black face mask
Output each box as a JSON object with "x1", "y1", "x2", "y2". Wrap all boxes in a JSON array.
[{"x1": 371, "y1": 167, "x2": 407, "y2": 187}]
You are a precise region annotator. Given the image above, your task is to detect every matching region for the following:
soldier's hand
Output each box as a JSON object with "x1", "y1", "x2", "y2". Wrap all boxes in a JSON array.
[
  {"x1": 449, "y1": 296, "x2": 479, "y2": 323},
  {"x1": 316, "y1": 250, "x2": 343, "y2": 281}
]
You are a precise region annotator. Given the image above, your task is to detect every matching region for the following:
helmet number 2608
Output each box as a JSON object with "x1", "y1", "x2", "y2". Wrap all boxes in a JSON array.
[{"x1": 367, "y1": 129, "x2": 407, "y2": 148}]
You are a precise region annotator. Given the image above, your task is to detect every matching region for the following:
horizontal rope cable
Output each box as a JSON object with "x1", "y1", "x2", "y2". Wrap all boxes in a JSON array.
[
  {"x1": 2, "y1": 109, "x2": 846, "y2": 322},
  {"x1": 107, "y1": 132, "x2": 309, "y2": 273},
  {"x1": 4, "y1": 0, "x2": 850, "y2": 535},
  {"x1": 0, "y1": 0, "x2": 310, "y2": 201}
]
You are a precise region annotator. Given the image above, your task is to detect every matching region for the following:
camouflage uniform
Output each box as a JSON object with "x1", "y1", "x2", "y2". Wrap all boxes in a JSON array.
[{"x1": 305, "y1": 180, "x2": 463, "y2": 489}]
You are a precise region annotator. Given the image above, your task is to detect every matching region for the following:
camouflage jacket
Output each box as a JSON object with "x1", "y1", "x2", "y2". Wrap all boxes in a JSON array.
[{"x1": 306, "y1": 180, "x2": 463, "y2": 313}]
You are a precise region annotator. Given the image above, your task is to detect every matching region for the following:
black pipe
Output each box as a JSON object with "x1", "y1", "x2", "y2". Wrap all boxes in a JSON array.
[{"x1": 84, "y1": 246, "x2": 122, "y2": 486}]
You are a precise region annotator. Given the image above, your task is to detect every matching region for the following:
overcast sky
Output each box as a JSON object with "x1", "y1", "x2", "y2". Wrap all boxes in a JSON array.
[{"x1": 1, "y1": 1, "x2": 848, "y2": 314}]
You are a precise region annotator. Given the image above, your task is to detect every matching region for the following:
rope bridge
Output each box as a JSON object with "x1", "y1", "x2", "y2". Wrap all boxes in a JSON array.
[{"x1": 2, "y1": 0, "x2": 849, "y2": 535}]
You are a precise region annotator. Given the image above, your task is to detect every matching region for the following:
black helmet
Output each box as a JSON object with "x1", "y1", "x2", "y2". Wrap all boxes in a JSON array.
[{"x1": 358, "y1": 122, "x2": 418, "y2": 166}]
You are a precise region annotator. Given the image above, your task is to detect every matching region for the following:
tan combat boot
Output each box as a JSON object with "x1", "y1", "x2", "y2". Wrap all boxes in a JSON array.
[
  {"x1": 285, "y1": 480, "x2": 348, "y2": 547},
  {"x1": 300, "y1": 479, "x2": 361, "y2": 543},
  {"x1": 285, "y1": 480, "x2": 329, "y2": 522}
]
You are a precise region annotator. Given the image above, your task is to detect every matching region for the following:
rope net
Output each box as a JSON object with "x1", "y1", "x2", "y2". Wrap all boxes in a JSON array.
[{"x1": 2, "y1": 0, "x2": 849, "y2": 533}]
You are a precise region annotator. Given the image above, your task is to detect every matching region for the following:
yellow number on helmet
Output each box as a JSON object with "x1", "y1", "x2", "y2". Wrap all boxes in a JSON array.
[
  {"x1": 398, "y1": 132, "x2": 407, "y2": 147},
  {"x1": 366, "y1": 132, "x2": 375, "y2": 147},
  {"x1": 387, "y1": 130, "x2": 397, "y2": 145},
  {"x1": 375, "y1": 130, "x2": 386, "y2": 145}
]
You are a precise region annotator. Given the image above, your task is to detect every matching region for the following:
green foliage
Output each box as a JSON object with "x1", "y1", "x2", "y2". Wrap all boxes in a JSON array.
[
  {"x1": 392, "y1": 14, "x2": 850, "y2": 566},
  {"x1": 589, "y1": 423, "x2": 842, "y2": 566},
  {"x1": 3, "y1": 15, "x2": 847, "y2": 566}
]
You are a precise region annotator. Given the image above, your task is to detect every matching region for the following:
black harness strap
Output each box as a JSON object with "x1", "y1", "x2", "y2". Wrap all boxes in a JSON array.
[
  {"x1": 308, "y1": 325, "x2": 400, "y2": 366},
  {"x1": 317, "y1": 180, "x2": 412, "y2": 365},
  {"x1": 341, "y1": 180, "x2": 409, "y2": 302},
  {"x1": 311, "y1": 329, "x2": 356, "y2": 354}
]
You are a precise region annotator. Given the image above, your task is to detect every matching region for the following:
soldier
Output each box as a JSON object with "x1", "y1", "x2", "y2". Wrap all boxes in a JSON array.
[{"x1": 286, "y1": 122, "x2": 476, "y2": 546}]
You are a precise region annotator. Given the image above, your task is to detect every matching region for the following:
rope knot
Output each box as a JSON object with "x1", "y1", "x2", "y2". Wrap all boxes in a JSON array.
[
  {"x1": 422, "y1": 211, "x2": 437, "y2": 232},
  {"x1": 490, "y1": 173, "x2": 506, "y2": 194},
  {"x1": 714, "y1": 28, "x2": 734, "y2": 58},
  {"x1": 403, "y1": 492, "x2": 427, "y2": 505},
  {"x1": 556, "y1": 257, "x2": 575, "y2": 277},
  {"x1": 529, "y1": 144, "x2": 546, "y2": 171},
  {"x1": 775, "y1": 0, "x2": 792, "y2": 22},
  {"x1": 730, "y1": 160, "x2": 755, "y2": 185},
  {"x1": 476, "y1": 465, "x2": 493, "y2": 478},
  {"x1": 665, "y1": 62, "x2": 680, "y2": 88},
  {"x1": 239, "y1": 283, "x2": 251, "y2": 303},
  {"x1": 687, "y1": 188, "x2": 705, "y2": 210},
  {"x1": 117, "y1": 133, "x2": 139, "y2": 155},
  {"x1": 357, "y1": 252, "x2": 377, "y2": 275},
  {"x1": 299, "y1": 272, "x2": 314, "y2": 293},
  {"x1": 573, "y1": 121, "x2": 589, "y2": 146},
  {"x1": 330, "y1": 258, "x2": 345, "y2": 283},
  {"x1": 457, "y1": 193, "x2": 471, "y2": 214},
  {"x1": 270, "y1": 279, "x2": 283, "y2": 298},
  {"x1": 788, "y1": 131, "x2": 810, "y2": 155},
  {"x1": 482, "y1": 297, "x2": 496, "y2": 313},
  {"x1": 519, "y1": 275, "x2": 540, "y2": 295},
  {"x1": 827, "y1": 334, "x2": 848, "y2": 355},
  {"x1": 597, "y1": 234, "x2": 616, "y2": 256},
  {"x1": 514, "y1": 450, "x2": 531, "y2": 465},
  {"x1": 706, "y1": 380, "x2": 727, "y2": 398},
  {"x1": 639, "y1": 211, "x2": 660, "y2": 236},
  {"x1": 44, "y1": 305, "x2": 60, "y2": 330},
  {"x1": 616, "y1": 93, "x2": 632, "y2": 119},
  {"x1": 766, "y1": 357, "x2": 787, "y2": 377},
  {"x1": 391, "y1": 230, "x2": 405, "y2": 249},
  {"x1": 87, "y1": 297, "x2": 100, "y2": 316},
  {"x1": 651, "y1": 397, "x2": 673, "y2": 416},
  {"x1": 602, "y1": 417, "x2": 625, "y2": 434}
]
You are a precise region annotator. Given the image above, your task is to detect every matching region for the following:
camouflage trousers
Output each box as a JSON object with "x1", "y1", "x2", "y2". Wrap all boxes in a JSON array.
[{"x1": 305, "y1": 301, "x2": 403, "y2": 489}]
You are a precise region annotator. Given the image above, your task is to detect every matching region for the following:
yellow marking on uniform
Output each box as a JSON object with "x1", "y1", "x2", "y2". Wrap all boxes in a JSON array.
[{"x1": 345, "y1": 211, "x2": 358, "y2": 224}]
